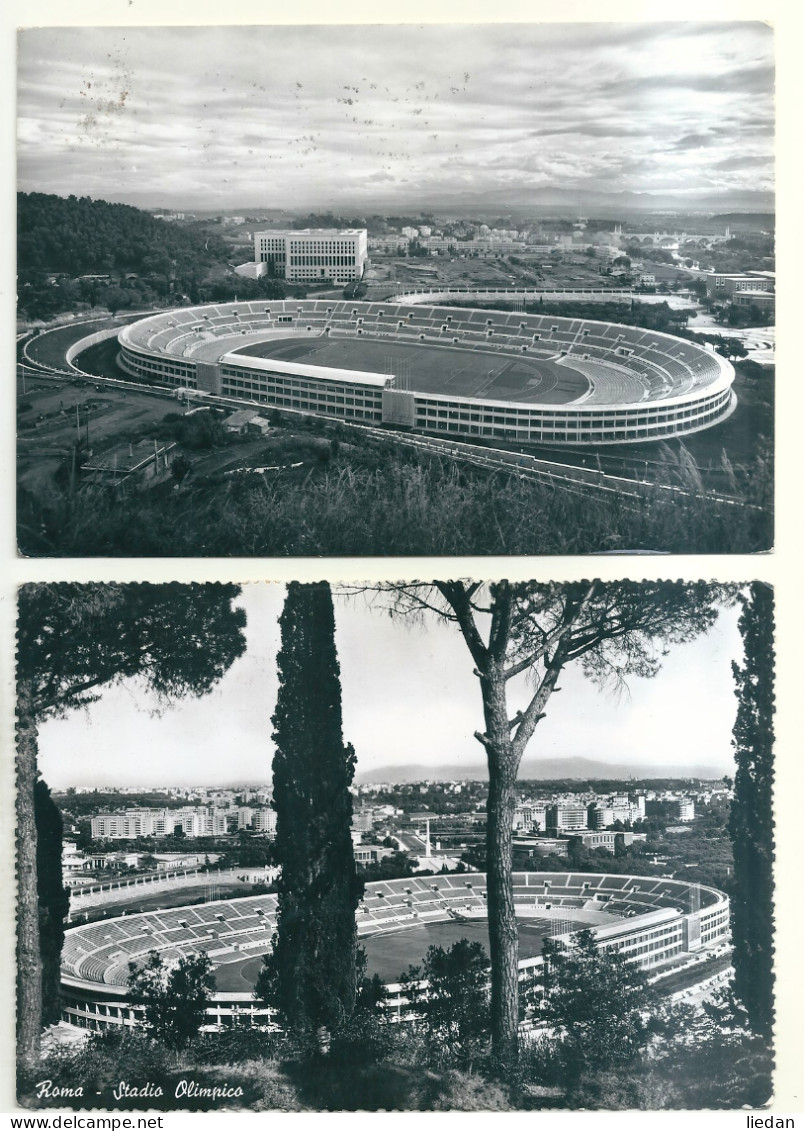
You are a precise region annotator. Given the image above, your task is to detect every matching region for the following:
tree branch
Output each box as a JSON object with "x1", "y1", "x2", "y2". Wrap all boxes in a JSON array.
[{"x1": 435, "y1": 581, "x2": 489, "y2": 672}]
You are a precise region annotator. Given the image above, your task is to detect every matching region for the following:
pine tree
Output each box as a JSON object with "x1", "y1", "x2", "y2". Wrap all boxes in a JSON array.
[
  {"x1": 256, "y1": 582, "x2": 363, "y2": 1052},
  {"x1": 127, "y1": 951, "x2": 215, "y2": 1051},
  {"x1": 728, "y1": 583, "x2": 775, "y2": 1037},
  {"x1": 16, "y1": 582, "x2": 246, "y2": 1077},
  {"x1": 372, "y1": 581, "x2": 729, "y2": 1080}
]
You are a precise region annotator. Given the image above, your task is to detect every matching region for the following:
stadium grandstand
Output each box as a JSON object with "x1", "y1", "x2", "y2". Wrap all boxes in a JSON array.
[
  {"x1": 60, "y1": 872, "x2": 730, "y2": 1033},
  {"x1": 115, "y1": 300, "x2": 736, "y2": 446}
]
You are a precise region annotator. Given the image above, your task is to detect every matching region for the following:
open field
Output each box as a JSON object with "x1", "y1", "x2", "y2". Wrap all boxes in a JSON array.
[{"x1": 235, "y1": 336, "x2": 590, "y2": 405}]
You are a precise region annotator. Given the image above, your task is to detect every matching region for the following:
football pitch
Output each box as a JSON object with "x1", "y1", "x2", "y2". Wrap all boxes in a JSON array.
[
  {"x1": 233, "y1": 336, "x2": 590, "y2": 405},
  {"x1": 211, "y1": 913, "x2": 615, "y2": 991}
]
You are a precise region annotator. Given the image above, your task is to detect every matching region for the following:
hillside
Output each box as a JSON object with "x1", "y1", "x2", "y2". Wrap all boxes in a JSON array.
[
  {"x1": 16, "y1": 191, "x2": 285, "y2": 322},
  {"x1": 17, "y1": 191, "x2": 229, "y2": 277}
]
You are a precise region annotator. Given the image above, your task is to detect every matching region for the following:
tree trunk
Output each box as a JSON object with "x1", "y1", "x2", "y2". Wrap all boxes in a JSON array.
[
  {"x1": 486, "y1": 751, "x2": 519, "y2": 1081},
  {"x1": 482, "y1": 663, "x2": 520, "y2": 1082},
  {"x1": 16, "y1": 684, "x2": 42, "y2": 1078}
]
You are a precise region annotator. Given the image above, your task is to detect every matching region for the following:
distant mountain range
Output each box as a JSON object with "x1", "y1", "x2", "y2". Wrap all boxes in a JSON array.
[
  {"x1": 82, "y1": 185, "x2": 774, "y2": 219},
  {"x1": 355, "y1": 755, "x2": 727, "y2": 784},
  {"x1": 370, "y1": 186, "x2": 775, "y2": 217}
]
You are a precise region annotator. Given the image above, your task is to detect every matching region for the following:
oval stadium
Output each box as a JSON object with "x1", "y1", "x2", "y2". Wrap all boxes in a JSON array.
[
  {"x1": 116, "y1": 300, "x2": 737, "y2": 447},
  {"x1": 60, "y1": 872, "x2": 731, "y2": 1032}
]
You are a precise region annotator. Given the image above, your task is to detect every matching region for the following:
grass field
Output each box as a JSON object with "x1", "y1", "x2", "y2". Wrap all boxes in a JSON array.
[
  {"x1": 211, "y1": 911, "x2": 619, "y2": 990},
  {"x1": 234, "y1": 336, "x2": 590, "y2": 405}
]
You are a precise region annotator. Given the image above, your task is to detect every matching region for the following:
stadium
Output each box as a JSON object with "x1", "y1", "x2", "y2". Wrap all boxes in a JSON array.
[
  {"x1": 60, "y1": 871, "x2": 731, "y2": 1033},
  {"x1": 116, "y1": 299, "x2": 737, "y2": 447}
]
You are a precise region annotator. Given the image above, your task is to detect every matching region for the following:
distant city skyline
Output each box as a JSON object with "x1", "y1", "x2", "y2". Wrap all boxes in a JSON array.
[
  {"x1": 37, "y1": 584, "x2": 744, "y2": 790},
  {"x1": 17, "y1": 22, "x2": 774, "y2": 211}
]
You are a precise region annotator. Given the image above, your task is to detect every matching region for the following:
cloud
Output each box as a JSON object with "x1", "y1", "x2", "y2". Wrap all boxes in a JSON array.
[
  {"x1": 16, "y1": 23, "x2": 775, "y2": 208},
  {"x1": 672, "y1": 132, "x2": 718, "y2": 150}
]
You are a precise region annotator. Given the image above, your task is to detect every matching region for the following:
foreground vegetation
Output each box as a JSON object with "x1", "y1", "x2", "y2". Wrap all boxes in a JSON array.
[
  {"x1": 18, "y1": 425, "x2": 772, "y2": 556},
  {"x1": 20, "y1": 974, "x2": 772, "y2": 1112}
]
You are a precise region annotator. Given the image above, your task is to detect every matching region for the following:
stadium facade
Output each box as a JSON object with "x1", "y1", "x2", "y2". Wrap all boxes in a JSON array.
[
  {"x1": 117, "y1": 300, "x2": 736, "y2": 446},
  {"x1": 60, "y1": 871, "x2": 730, "y2": 1033},
  {"x1": 253, "y1": 228, "x2": 368, "y2": 285}
]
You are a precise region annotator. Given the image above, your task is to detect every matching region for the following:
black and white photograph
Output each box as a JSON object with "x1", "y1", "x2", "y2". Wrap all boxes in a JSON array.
[
  {"x1": 14, "y1": 580, "x2": 774, "y2": 1111},
  {"x1": 16, "y1": 21, "x2": 774, "y2": 557}
]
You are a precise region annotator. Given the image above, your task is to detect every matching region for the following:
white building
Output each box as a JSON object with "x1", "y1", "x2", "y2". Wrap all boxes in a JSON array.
[
  {"x1": 676, "y1": 799, "x2": 695, "y2": 822},
  {"x1": 253, "y1": 808, "x2": 278, "y2": 835},
  {"x1": 547, "y1": 804, "x2": 587, "y2": 832},
  {"x1": 254, "y1": 228, "x2": 367, "y2": 285},
  {"x1": 368, "y1": 235, "x2": 410, "y2": 254},
  {"x1": 62, "y1": 842, "x2": 92, "y2": 885},
  {"x1": 90, "y1": 806, "x2": 228, "y2": 840}
]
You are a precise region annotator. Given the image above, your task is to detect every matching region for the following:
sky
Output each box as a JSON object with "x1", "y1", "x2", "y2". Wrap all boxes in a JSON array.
[
  {"x1": 16, "y1": 22, "x2": 774, "y2": 211},
  {"x1": 36, "y1": 583, "x2": 745, "y2": 789}
]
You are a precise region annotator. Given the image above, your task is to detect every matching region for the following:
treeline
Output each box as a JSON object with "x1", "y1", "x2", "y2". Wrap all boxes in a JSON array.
[
  {"x1": 54, "y1": 790, "x2": 188, "y2": 817},
  {"x1": 450, "y1": 298, "x2": 694, "y2": 335},
  {"x1": 517, "y1": 777, "x2": 724, "y2": 794}
]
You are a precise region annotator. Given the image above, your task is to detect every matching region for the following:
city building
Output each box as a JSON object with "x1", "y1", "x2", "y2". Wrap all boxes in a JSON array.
[
  {"x1": 353, "y1": 845, "x2": 394, "y2": 866},
  {"x1": 61, "y1": 842, "x2": 93, "y2": 885},
  {"x1": 252, "y1": 808, "x2": 277, "y2": 835},
  {"x1": 90, "y1": 806, "x2": 229, "y2": 840},
  {"x1": 368, "y1": 235, "x2": 410, "y2": 254},
  {"x1": 568, "y1": 830, "x2": 638, "y2": 851},
  {"x1": 253, "y1": 228, "x2": 367, "y2": 285},
  {"x1": 676, "y1": 799, "x2": 695, "y2": 822},
  {"x1": 731, "y1": 290, "x2": 775, "y2": 313},
  {"x1": 547, "y1": 804, "x2": 587, "y2": 832},
  {"x1": 352, "y1": 808, "x2": 376, "y2": 834},
  {"x1": 512, "y1": 836, "x2": 570, "y2": 863},
  {"x1": 705, "y1": 270, "x2": 775, "y2": 301}
]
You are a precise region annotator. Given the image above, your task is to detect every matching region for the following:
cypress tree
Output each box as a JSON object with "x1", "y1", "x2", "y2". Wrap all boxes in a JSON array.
[
  {"x1": 34, "y1": 780, "x2": 70, "y2": 1028},
  {"x1": 728, "y1": 582, "x2": 775, "y2": 1037},
  {"x1": 257, "y1": 582, "x2": 363, "y2": 1050}
]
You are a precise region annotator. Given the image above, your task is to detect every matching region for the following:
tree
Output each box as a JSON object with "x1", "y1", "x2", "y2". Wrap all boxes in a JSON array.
[
  {"x1": 170, "y1": 453, "x2": 193, "y2": 488},
  {"x1": 34, "y1": 781, "x2": 70, "y2": 1027},
  {"x1": 15, "y1": 583, "x2": 246, "y2": 1076},
  {"x1": 728, "y1": 583, "x2": 774, "y2": 1038},
  {"x1": 103, "y1": 286, "x2": 131, "y2": 315},
  {"x1": 255, "y1": 582, "x2": 363, "y2": 1053},
  {"x1": 368, "y1": 581, "x2": 728, "y2": 1080},
  {"x1": 716, "y1": 336, "x2": 748, "y2": 361},
  {"x1": 403, "y1": 939, "x2": 491, "y2": 1071},
  {"x1": 128, "y1": 950, "x2": 215, "y2": 1050},
  {"x1": 539, "y1": 929, "x2": 666, "y2": 1087}
]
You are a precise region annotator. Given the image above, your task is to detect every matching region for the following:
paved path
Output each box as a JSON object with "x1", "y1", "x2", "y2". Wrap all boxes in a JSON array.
[{"x1": 689, "y1": 312, "x2": 775, "y2": 363}]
